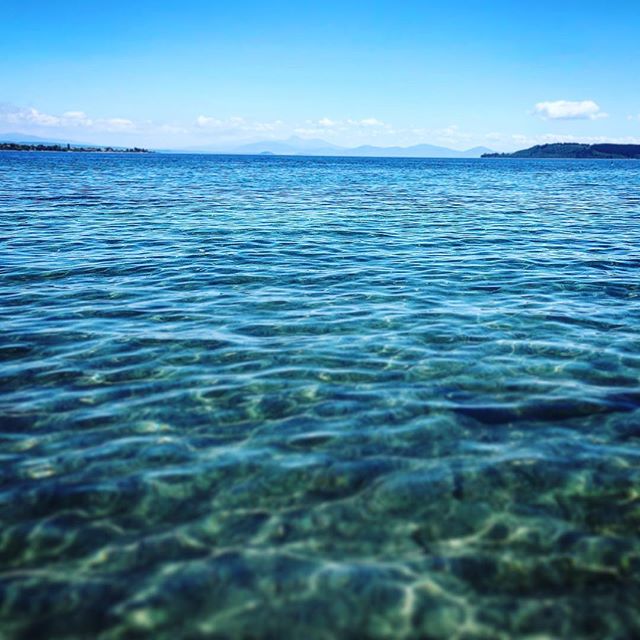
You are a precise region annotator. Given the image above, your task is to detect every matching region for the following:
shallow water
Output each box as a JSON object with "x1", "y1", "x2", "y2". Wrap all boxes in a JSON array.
[{"x1": 1, "y1": 153, "x2": 639, "y2": 639}]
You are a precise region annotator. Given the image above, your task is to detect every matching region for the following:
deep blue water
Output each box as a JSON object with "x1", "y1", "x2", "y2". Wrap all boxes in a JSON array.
[{"x1": 1, "y1": 153, "x2": 640, "y2": 639}]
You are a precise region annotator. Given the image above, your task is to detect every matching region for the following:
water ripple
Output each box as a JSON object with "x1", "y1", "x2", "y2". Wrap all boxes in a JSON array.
[{"x1": 1, "y1": 153, "x2": 640, "y2": 638}]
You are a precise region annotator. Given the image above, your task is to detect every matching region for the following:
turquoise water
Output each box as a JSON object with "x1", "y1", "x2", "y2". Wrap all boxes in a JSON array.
[{"x1": 1, "y1": 153, "x2": 640, "y2": 639}]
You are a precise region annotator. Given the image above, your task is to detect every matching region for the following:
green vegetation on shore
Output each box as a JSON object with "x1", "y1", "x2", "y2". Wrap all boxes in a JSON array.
[
  {"x1": 483, "y1": 143, "x2": 640, "y2": 159},
  {"x1": 0, "y1": 142, "x2": 150, "y2": 153}
]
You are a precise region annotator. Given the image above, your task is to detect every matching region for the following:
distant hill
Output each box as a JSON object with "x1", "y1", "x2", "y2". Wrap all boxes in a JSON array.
[
  {"x1": 1, "y1": 132, "x2": 494, "y2": 158},
  {"x1": 0, "y1": 132, "x2": 147, "y2": 152},
  {"x1": 0, "y1": 132, "x2": 95, "y2": 146},
  {"x1": 483, "y1": 143, "x2": 640, "y2": 159},
  {"x1": 0, "y1": 142, "x2": 150, "y2": 153},
  {"x1": 229, "y1": 136, "x2": 343, "y2": 156},
  {"x1": 183, "y1": 136, "x2": 493, "y2": 158}
]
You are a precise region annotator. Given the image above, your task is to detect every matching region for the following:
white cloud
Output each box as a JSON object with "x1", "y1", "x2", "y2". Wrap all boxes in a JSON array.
[
  {"x1": 4, "y1": 107, "x2": 62, "y2": 126},
  {"x1": 293, "y1": 127, "x2": 326, "y2": 137},
  {"x1": 196, "y1": 115, "x2": 245, "y2": 128},
  {"x1": 195, "y1": 115, "x2": 283, "y2": 134},
  {"x1": 292, "y1": 117, "x2": 393, "y2": 143},
  {"x1": 103, "y1": 118, "x2": 134, "y2": 130},
  {"x1": 345, "y1": 118, "x2": 388, "y2": 128},
  {"x1": 62, "y1": 110, "x2": 89, "y2": 121},
  {"x1": 432, "y1": 124, "x2": 472, "y2": 142},
  {"x1": 533, "y1": 100, "x2": 607, "y2": 120},
  {"x1": 5, "y1": 102, "x2": 629, "y2": 151},
  {"x1": 196, "y1": 115, "x2": 222, "y2": 128},
  {"x1": 0, "y1": 105, "x2": 138, "y2": 132},
  {"x1": 307, "y1": 117, "x2": 388, "y2": 130},
  {"x1": 158, "y1": 123, "x2": 190, "y2": 134}
]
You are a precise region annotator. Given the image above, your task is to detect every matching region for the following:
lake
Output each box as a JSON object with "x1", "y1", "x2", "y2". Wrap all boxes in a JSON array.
[{"x1": 1, "y1": 153, "x2": 639, "y2": 638}]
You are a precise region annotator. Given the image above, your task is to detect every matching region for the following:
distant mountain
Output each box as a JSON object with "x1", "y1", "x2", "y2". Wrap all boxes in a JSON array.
[
  {"x1": 0, "y1": 132, "x2": 494, "y2": 158},
  {"x1": 483, "y1": 143, "x2": 640, "y2": 159},
  {"x1": 0, "y1": 132, "x2": 94, "y2": 146},
  {"x1": 459, "y1": 146, "x2": 496, "y2": 157},
  {"x1": 183, "y1": 136, "x2": 493, "y2": 158},
  {"x1": 229, "y1": 136, "x2": 343, "y2": 156}
]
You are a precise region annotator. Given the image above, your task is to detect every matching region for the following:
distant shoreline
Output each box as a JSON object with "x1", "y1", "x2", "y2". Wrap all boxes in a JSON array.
[
  {"x1": 0, "y1": 143, "x2": 151, "y2": 153},
  {"x1": 483, "y1": 142, "x2": 640, "y2": 159}
]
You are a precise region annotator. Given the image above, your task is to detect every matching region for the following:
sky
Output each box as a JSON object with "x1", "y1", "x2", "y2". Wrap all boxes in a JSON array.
[{"x1": 1, "y1": 0, "x2": 640, "y2": 151}]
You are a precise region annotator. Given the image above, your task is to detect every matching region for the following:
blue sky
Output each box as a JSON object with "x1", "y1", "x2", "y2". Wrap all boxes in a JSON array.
[{"x1": 1, "y1": 0, "x2": 639, "y2": 150}]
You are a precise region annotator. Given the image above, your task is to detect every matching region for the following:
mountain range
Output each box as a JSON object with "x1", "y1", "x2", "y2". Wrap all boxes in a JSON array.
[
  {"x1": 184, "y1": 136, "x2": 494, "y2": 158},
  {"x1": 0, "y1": 132, "x2": 494, "y2": 158},
  {"x1": 0, "y1": 132, "x2": 97, "y2": 146}
]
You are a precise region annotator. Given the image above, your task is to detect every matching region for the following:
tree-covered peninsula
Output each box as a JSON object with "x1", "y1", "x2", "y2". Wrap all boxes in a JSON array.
[
  {"x1": 482, "y1": 143, "x2": 640, "y2": 159},
  {"x1": 0, "y1": 142, "x2": 150, "y2": 153}
]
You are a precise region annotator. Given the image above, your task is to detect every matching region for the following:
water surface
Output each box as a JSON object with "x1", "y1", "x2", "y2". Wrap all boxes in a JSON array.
[{"x1": 1, "y1": 154, "x2": 640, "y2": 638}]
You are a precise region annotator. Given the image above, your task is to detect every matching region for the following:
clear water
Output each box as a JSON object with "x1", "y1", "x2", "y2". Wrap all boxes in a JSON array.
[{"x1": 1, "y1": 153, "x2": 640, "y2": 639}]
